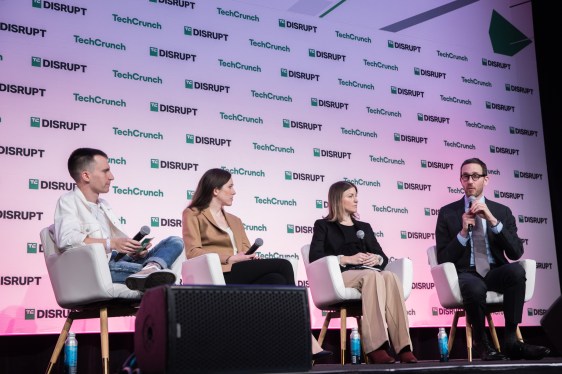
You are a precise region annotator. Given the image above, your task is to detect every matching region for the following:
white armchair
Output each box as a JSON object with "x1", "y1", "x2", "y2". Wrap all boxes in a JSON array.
[
  {"x1": 301, "y1": 244, "x2": 413, "y2": 365},
  {"x1": 427, "y1": 245, "x2": 536, "y2": 361}
]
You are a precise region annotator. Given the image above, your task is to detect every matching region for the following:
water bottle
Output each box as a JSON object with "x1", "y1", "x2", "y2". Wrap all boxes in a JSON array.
[
  {"x1": 64, "y1": 331, "x2": 78, "y2": 374},
  {"x1": 350, "y1": 327, "x2": 361, "y2": 364},
  {"x1": 437, "y1": 327, "x2": 449, "y2": 362}
]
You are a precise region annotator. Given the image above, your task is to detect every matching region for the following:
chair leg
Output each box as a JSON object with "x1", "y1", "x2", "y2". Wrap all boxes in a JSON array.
[
  {"x1": 449, "y1": 311, "x2": 460, "y2": 354},
  {"x1": 486, "y1": 314, "x2": 501, "y2": 351},
  {"x1": 466, "y1": 320, "x2": 473, "y2": 362},
  {"x1": 46, "y1": 317, "x2": 74, "y2": 374},
  {"x1": 340, "y1": 308, "x2": 347, "y2": 365},
  {"x1": 100, "y1": 307, "x2": 110, "y2": 374},
  {"x1": 516, "y1": 326, "x2": 524, "y2": 342},
  {"x1": 318, "y1": 312, "x2": 332, "y2": 347}
]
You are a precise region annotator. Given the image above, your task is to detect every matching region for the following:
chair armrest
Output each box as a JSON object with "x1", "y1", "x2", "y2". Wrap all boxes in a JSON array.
[
  {"x1": 305, "y1": 256, "x2": 361, "y2": 309},
  {"x1": 518, "y1": 259, "x2": 536, "y2": 302},
  {"x1": 182, "y1": 253, "x2": 226, "y2": 285},
  {"x1": 386, "y1": 258, "x2": 413, "y2": 300},
  {"x1": 430, "y1": 262, "x2": 463, "y2": 308}
]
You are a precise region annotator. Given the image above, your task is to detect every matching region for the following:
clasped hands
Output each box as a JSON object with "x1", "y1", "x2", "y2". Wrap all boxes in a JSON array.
[{"x1": 347, "y1": 252, "x2": 383, "y2": 267}]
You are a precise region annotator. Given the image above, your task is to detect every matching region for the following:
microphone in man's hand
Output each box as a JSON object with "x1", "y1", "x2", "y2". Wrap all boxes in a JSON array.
[
  {"x1": 114, "y1": 225, "x2": 151, "y2": 261},
  {"x1": 356, "y1": 230, "x2": 366, "y2": 252},
  {"x1": 245, "y1": 238, "x2": 264, "y2": 255},
  {"x1": 468, "y1": 196, "x2": 476, "y2": 232}
]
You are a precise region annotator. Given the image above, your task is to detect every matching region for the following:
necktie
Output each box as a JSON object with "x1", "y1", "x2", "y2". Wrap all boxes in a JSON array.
[{"x1": 472, "y1": 216, "x2": 489, "y2": 277}]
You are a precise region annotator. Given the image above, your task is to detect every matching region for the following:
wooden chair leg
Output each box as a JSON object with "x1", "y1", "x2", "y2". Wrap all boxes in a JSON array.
[
  {"x1": 100, "y1": 307, "x2": 110, "y2": 374},
  {"x1": 318, "y1": 312, "x2": 332, "y2": 347},
  {"x1": 340, "y1": 308, "x2": 347, "y2": 365},
  {"x1": 487, "y1": 314, "x2": 501, "y2": 351},
  {"x1": 449, "y1": 311, "x2": 460, "y2": 354},
  {"x1": 466, "y1": 320, "x2": 473, "y2": 362},
  {"x1": 46, "y1": 317, "x2": 74, "y2": 374}
]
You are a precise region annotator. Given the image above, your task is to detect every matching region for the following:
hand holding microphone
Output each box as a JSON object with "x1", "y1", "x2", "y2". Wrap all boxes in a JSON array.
[
  {"x1": 114, "y1": 225, "x2": 151, "y2": 261},
  {"x1": 245, "y1": 238, "x2": 263, "y2": 255},
  {"x1": 467, "y1": 196, "x2": 476, "y2": 232}
]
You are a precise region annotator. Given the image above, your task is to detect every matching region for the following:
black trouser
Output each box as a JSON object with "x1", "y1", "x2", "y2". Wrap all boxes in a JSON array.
[
  {"x1": 458, "y1": 262, "x2": 526, "y2": 342},
  {"x1": 223, "y1": 258, "x2": 295, "y2": 285}
]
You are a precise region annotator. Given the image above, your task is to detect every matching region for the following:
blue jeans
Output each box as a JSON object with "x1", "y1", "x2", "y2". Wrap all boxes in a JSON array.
[{"x1": 108, "y1": 236, "x2": 184, "y2": 284}]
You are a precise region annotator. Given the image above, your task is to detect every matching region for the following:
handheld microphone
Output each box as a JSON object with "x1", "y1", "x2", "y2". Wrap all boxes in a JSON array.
[
  {"x1": 114, "y1": 225, "x2": 151, "y2": 261},
  {"x1": 468, "y1": 196, "x2": 476, "y2": 232},
  {"x1": 245, "y1": 238, "x2": 264, "y2": 255},
  {"x1": 356, "y1": 230, "x2": 366, "y2": 252}
]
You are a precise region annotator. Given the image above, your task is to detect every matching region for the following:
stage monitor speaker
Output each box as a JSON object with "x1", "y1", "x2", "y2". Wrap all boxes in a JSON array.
[
  {"x1": 134, "y1": 285, "x2": 312, "y2": 374},
  {"x1": 541, "y1": 295, "x2": 562, "y2": 355}
]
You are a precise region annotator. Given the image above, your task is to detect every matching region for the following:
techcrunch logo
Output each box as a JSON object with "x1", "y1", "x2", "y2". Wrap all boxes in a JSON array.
[
  {"x1": 0, "y1": 146, "x2": 45, "y2": 158},
  {"x1": 150, "y1": 102, "x2": 197, "y2": 116},
  {"x1": 490, "y1": 145, "x2": 519, "y2": 156},
  {"x1": 414, "y1": 67, "x2": 446, "y2": 79},
  {"x1": 249, "y1": 39, "x2": 290, "y2": 52},
  {"x1": 112, "y1": 186, "x2": 164, "y2": 197},
  {"x1": 285, "y1": 171, "x2": 325, "y2": 182},
  {"x1": 443, "y1": 140, "x2": 475, "y2": 150},
  {"x1": 221, "y1": 166, "x2": 265, "y2": 177},
  {"x1": 0, "y1": 83, "x2": 45, "y2": 96},
  {"x1": 518, "y1": 215, "x2": 548, "y2": 224},
  {"x1": 316, "y1": 200, "x2": 328, "y2": 209},
  {"x1": 112, "y1": 14, "x2": 161, "y2": 29},
  {"x1": 27, "y1": 242, "x2": 42, "y2": 254},
  {"x1": 482, "y1": 58, "x2": 511, "y2": 70},
  {"x1": 308, "y1": 48, "x2": 346, "y2": 62},
  {"x1": 394, "y1": 133, "x2": 427, "y2": 144},
  {"x1": 313, "y1": 148, "x2": 351, "y2": 159},
  {"x1": 31, "y1": 56, "x2": 87, "y2": 73},
  {"x1": 74, "y1": 93, "x2": 125, "y2": 107},
  {"x1": 278, "y1": 19, "x2": 317, "y2": 33},
  {"x1": 311, "y1": 98, "x2": 348, "y2": 110},
  {"x1": 254, "y1": 196, "x2": 297, "y2": 206},
  {"x1": 150, "y1": 217, "x2": 181, "y2": 227},
  {"x1": 32, "y1": 0, "x2": 87, "y2": 15},
  {"x1": 108, "y1": 156, "x2": 126, "y2": 165},
  {"x1": 218, "y1": 59, "x2": 261, "y2": 72},
  {"x1": 253, "y1": 142, "x2": 294, "y2": 154},
  {"x1": 150, "y1": 158, "x2": 199, "y2": 171},
  {"x1": 112, "y1": 127, "x2": 163, "y2": 140},
  {"x1": 363, "y1": 59, "x2": 398, "y2": 71},
  {"x1": 391, "y1": 86, "x2": 424, "y2": 98},
  {"x1": 514, "y1": 170, "x2": 542, "y2": 180},
  {"x1": 286, "y1": 224, "x2": 313, "y2": 234},
  {"x1": 340, "y1": 127, "x2": 376, "y2": 138},
  {"x1": 1, "y1": 276, "x2": 41, "y2": 286},
  {"x1": 421, "y1": 160, "x2": 453, "y2": 170},
  {"x1": 186, "y1": 79, "x2": 230, "y2": 93},
  {"x1": 488, "y1": 169, "x2": 500, "y2": 175},
  {"x1": 216, "y1": 7, "x2": 259, "y2": 22},
  {"x1": 74, "y1": 35, "x2": 125, "y2": 50},
  {"x1": 510, "y1": 127, "x2": 538, "y2": 137},
  {"x1": 186, "y1": 190, "x2": 194, "y2": 200},
  {"x1": 401, "y1": 231, "x2": 434, "y2": 240},
  {"x1": 184, "y1": 26, "x2": 228, "y2": 41},
  {"x1": 494, "y1": 190, "x2": 524, "y2": 200},
  {"x1": 0, "y1": 210, "x2": 43, "y2": 220},
  {"x1": 28, "y1": 179, "x2": 75, "y2": 191},
  {"x1": 436, "y1": 50, "x2": 468, "y2": 61},
  {"x1": 486, "y1": 101, "x2": 515, "y2": 112},
  {"x1": 281, "y1": 68, "x2": 319, "y2": 81},
  {"x1": 220, "y1": 112, "x2": 263, "y2": 124},
  {"x1": 150, "y1": 47, "x2": 196, "y2": 62},
  {"x1": 424, "y1": 208, "x2": 440, "y2": 216},
  {"x1": 461, "y1": 76, "x2": 492, "y2": 87},
  {"x1": 448, "y1": 187, "x2": 465, "y2": 194},
  {"x1": 251, "y1": 90, "x2": 292, "y2": 102},
  {"x1": 440, "y1": 95, "x2": 471, "y2": 105},
  {"x1": 366, "y1": 107, "x2": 401, "y2": 118},
  {"x1": 186, "y1": 134, "x2": 231, "y2": 147},
  {"x1": 338, "y1": 78, "x2": 374, "y2": 90},
  {"x1": 388, "y1": 40, "x2": 421, "y2": 53},
  {"x1": 343, "y1": 178, "x2": 380, "y2": 188},
  {"x1": 397, "y1": 181, "x2": 432, "y2": 191},
  {"x1": 417, "y1": 113, "x2": 450, "y2": 124},
  {"x1": 0, "y1": 22, "x2": 46, "y2": 37},
  {"x1": 369, "y1": 155, "x2": 405, "y2": 165},
  {"x1": 465, "y1": 120, "x2": 496, "y2": 131},
  {"x1": 113, "y1": 69, "x2": 162, "y2": 84},
  {"x1": 24, "y1": 309, "x2": 69, "y2": 319},
  {"x1": 505, "y1": 83, "x2": 533, "y2": 95},
  {"x1": 149, "y1": 0, "x2": 195, "y2": 9},
  {"x1": 283, "y1": 119, "x2": 322, "y2": 131},
  {"x1": 244, "y1": 223, "x2": 268, "y2": 231},
  {"x1": 335, "y1": 30, "x2": 371, "y2": 43}
]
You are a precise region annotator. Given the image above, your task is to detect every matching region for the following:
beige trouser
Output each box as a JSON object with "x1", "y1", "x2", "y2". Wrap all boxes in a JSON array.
[{"x1": 342, "y1": 269, "x2": 412, "y2": 354}]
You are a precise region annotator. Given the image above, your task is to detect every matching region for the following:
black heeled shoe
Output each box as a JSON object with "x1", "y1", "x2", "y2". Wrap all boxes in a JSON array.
[{"x1": 312, "y1": 350, "x2": 333, "y2": 360}]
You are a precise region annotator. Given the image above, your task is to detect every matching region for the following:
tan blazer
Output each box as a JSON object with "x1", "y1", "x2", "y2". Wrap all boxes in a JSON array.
[{"x1": 182, "y1": 207, "x2": 250, "y2": 272}]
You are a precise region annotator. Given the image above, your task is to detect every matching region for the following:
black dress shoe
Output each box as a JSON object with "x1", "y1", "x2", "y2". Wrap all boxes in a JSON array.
[
  {"x1": 505, "y1": 341, "x2": 551, "y2": 360},
  {"x1": 479, "y1": 341, "x2": 508, "y2": 361},
  {"x1": 312, "y1": 350, "x2": 333, "y2": 360}
]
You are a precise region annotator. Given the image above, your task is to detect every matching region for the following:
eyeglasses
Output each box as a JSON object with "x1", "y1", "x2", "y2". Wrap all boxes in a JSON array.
[{"x1": 460, "y1": 173, "x2": 486, "y2": 182}]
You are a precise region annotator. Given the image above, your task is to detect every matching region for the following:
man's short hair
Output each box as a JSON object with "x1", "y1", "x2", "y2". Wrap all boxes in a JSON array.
[{"x1": 68, "y1": 148, "x2": 108, "y2": 182}]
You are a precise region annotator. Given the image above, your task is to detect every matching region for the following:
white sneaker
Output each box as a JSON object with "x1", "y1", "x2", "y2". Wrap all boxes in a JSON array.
[{"x1": 125, "y1": 266, "x2": 176, "y2": 292}]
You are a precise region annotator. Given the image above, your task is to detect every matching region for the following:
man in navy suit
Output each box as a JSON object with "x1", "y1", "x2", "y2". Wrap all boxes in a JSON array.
[{"x1": 435, "y1": 158, "x2": 550, "y2": 361}]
